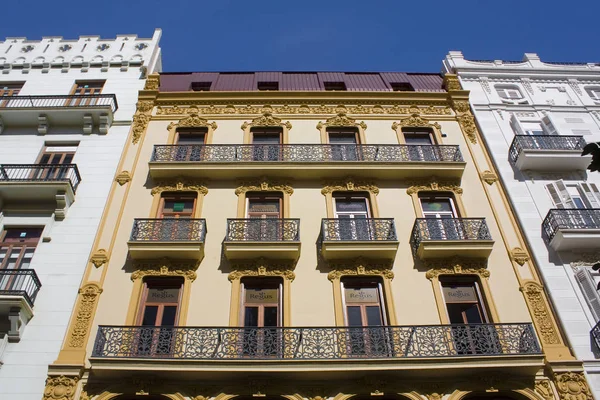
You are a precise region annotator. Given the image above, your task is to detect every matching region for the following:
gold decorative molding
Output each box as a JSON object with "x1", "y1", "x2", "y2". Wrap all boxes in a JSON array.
[
  {"x1": 317, "y1": 112, "x2": 367, "y2": 130},
  {"x1": 321, "y1": 178, "x2": 379, "y2": 196},
  {"x1": 535, "y1": 380, "x2": 555, "y2": 400},
  {"x1": 68, "y1": 283, "x2": 103, "y2": 348},
  {"x1": 228, "y1": 258, "x2": 296, "y2": 282},
  {"x1": 511, "y1": 247, "x2": 530, "y2": 266},
  {"x1": 131, "y1": 113, "x2": 151, "y2": 145},
  {"x1": 406, "y1": 180, "x2": 463, "y2": 196},
  {"x1": 89, "y1": 249, "x2": 109, "y2": 268},
  {"x1": 553, "y1": 372, "x2": 592, "y2": 400},
  {"x1": 327, "y1": 258, "x2": 394, "y2": 281},
  {"x1": 135, "y1": 100, "x2": 154, "y2": 113},
  {"x1": 151, "y1": 179, "x2": 209, "y2": 196},
  {"x1": 241, "y1": 111, "x2": 292, "y2": 130},
  {"x1": 43, "y1": 375, "x2": 79, "y2": 400},
  {"x1": 392, "y1": 113, "x2": 441, "y2": 130},
  {"x1": 235, "y1": 178, "x2": 293, "y2": 196},
  {"x1": 131, "y1": 259, "x2": 199, "y2": 282},
  {"x1": 452, "y1": 100, "x2": 471, "y2": 114},
  {"x1": 444, "y1": 74, "x2": 462, "y2": 91},
  {"x1": 167, "y1": 113, "x2": 218, "y2": 131},
  {"x1": 424, "y1": 256, "x2": 488, "y2": 270},
  {"x1": 456, "y1": 113, "x2": 478, "y2": 144},
  {"x1": 115, "y1": 171, "x2": 132, "y2": 186},
  {"x1": 480, "y1": 170, "x2": 498, "y2": 185},
  {"x1": 520, "y1": 281, "x2": 561, "y2": 345},
  {"x1": 144, "y1": 74, "x2": 160, "y2": 91},
  {"x1": 426, "y1": 265, "x2": 490, "y2": 280}
]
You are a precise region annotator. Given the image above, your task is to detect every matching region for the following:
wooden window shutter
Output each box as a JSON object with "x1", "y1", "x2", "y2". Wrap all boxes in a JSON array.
[
  {"x1": 541, "y1": 115, "x2": 559, "y2": 135},
  {"x1": 545, "y1": 180, "x2": 575, "y2": 209},
  {"x1": 575, "y1": 268, "x2": 600, "y2": 322},
  {"x1": 581, "y1": 183, "x2": 600, "y2": 208},
  {"x1": 510, "y1": 114, "x2": 526, "y2": 136}
]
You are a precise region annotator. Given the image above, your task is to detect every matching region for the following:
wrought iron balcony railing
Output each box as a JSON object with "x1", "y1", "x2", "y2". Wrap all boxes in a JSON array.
[
  {"x1": 151, "y1": 144, "x2": 464, "y2": 163},
  {"x1": 321, "y1": 218, "x2": 397, "y2": 242},
  {"x1": 509, "y1": 135, "x2": 586, "y2": 163},
  {"x1": 92, "y1": 323, "x2": 541, "y2": 360},
  {"x1": 0, "y1": 269, "x2": 42, "y2": 307},
  {"x1": 130, "y1": 218, "x2": 207, "y2": 242},
  {"x1": 591, "y1": 320, "x2": 600, "y2": 353},
  {"x1": 0, "y1": 164, "x2": 82, "y2": 192},
  {"x1": 410, "y1": 218, "x2": 492, "y2": 254},
  {"x1": 225, "y1": 219, "x2": 300, "y2": 242},
  {"x1": 0, "y1": 94, "x2": 118, "y2": 113},
  {"x1": 542, "y1": 209, "x2": 600, "y2": 244}
]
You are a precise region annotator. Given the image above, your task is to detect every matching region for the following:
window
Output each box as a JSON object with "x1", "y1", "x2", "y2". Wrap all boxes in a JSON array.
[
  {"x1": 390, "y1": 82, "x2": 414, "y2": 92},
  {"x1": 0, "y1": 83, "x2": 24, "y2": 107},
  {"x1": 585, "y1": 86, "x2": 600, "y2": 102},
  {"x1": 158, "y1": 193, "x2": 196, "y2": 218},
  {"x1": 0, "y1": 227, "x2": 43, "y2": 270},
  {"x1": 66, "y1": 81, "x2": 104, "y2": 106},
  {"x1": 441, "y1": 278, "x2": 489, "y2": 324},
  {"x1": 250, "y1": 127, "x2": 282, "y2": 161},
  {"x1": 324, "y1": 81, "x2": 346, "y2": 91},
  {"x1": 420, "y1": 194, "x2": 459, "y2": 218},
  {"x1": 246, "y1": 193, "x2": 283, "y2": 241},
  {"x1": 191, "y1": 81, "x2": 212, "y2": 91},
  {"x1": 402, "y1": 128, "x2": 438, "y2": 161},
  {"x1": 403, "y1": 129, "x2": 435, "y2": 145},
  {"x1": 176, "y1": 129, "x2": 207, "y2": 144},
  {"x1": 545, "y1": 181, "x2": 600, "y2": 209},
  {"x1": 257, "y1": 81, "x2": 279, "y2": 91},
  {"x1": 327, "y1": 127, "x2": 360, "y2": 161},
  {"x1": 34, "y1": 144, "x2": 78, "y2": 180},
  {"x1": 247, "y1": 194, "x2": 282, "y2": 219},
  {"x1": 174, "y1": 128, "x2": 207, "y2": 161},
  {"x1": 575, "y1": 267, "x2": 600, "y2": 321},
  {"x1": 496, "y1": 85, "x2": 526, "y2": 103},
  {"x1": 419, "y1": 194, "x2": 465, "y2": 240},
  {"x1": 333, "y1": 193, "x2": 374, "y2": 240},
  {"x1": 240, "y1": 278, "x2": 282, "y2": 356}
]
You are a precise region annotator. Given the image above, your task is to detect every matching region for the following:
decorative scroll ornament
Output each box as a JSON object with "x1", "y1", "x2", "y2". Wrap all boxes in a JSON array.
[
  {"x1": 228, "y1": 258, "x2": 296, "y2": 281},
  {"x1": 327, "y1": 258, "x2": 394, "y2": 281},
  {"x1": 511, "y1": 247, "x2": 530, "y2": 266},
  {"x1": 480, "y1": 170, "x2": 498, "y2": 185},
  {"x1": 426, "y1": 265, "x2": 490, "y2": 280},
  {"x1": 317, "y1": 112, "x2": 367, "y2": 130},
  {"x1": 68, "y1": 283, "x2": 103, "y2": 347},
  {"x1": 241, "y1": 111, "x2": 292, "y2": 130},
  {"x1": 321, "y1": 177, "x2": 379, "y2": 196},
  {"x1": 144, "y1": 74, "x2": 159, "y2": 91},
  {"x1": 131, "y1": 259, "x2": 199, "y2": 282},
  {"x1": 89, "y1": 249, "x2": 109, "y2": 268},
  {"x1": 43, "y1": 375, "x2": 79, "y2": 400},
  {"x1": 168, "y1": 113, "x2": 218, "y2": 131},
  {"x1": 457, "y1": 113, "x2": 478, "y2": 144},
  {"x1": 392, "y1": 113, "x2": 441, "y2": 130},
  {"x1": 135, "y1": 100, "x2": 154, "y2": 113},
  {"x1": 520, "y1": 281, "x2": 561, "y2": 344},
  {"x1": 535, "y1": 380, "x2": 555, "y2": 400},
  {"x1": 131, "y1": 113, "x2": 150, "y2": 144},
  {"x1": 151, "y1": 179, "x2": 208, "y2": 196},
  {"x1": 115, "y1": 171, "x2": 132, "y2": 186},
  {"x1": 553, "y1": 372, "x2": 592, "y2": 400},
  {"x1": 406, "y1": 180, "x2": 463, "y2": 196},
  {"x1": 235, "y1": 178, "x2": 293, "y2": 196}
]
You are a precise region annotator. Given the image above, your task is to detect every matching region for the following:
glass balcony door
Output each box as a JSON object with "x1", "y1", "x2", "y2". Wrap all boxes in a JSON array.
[
  {"x1": 419, "y1": 196, "x2": 463, "y2": 240},
  {"x1": 174, "y1": 129, "x2": 207, "y2": 161},
  {"x1": 241, "y1": 280, "x2": 282, "y2": 357},
  {"x1": 66, "y1": 81, "x2": 104, "y2": 106},
  {"x1": 333, "y1": 195, "x2": 372, "y2": 240},
  {"x1": 251, "y1": 128, "x2": 282, "y2": 161},
  {"x1": 246, "y1": 195, "x2": 283, "y2": 241},
  {"x1": 0, "y1": 228, "x2": 42, "y2": 293},
  {"x1": 328, "y1": 128, "x2": 360, "y2": 161},
  {"x1": 34, "y1": 145, "x2": 77, "y2": 181},
  {"x1": 403, "y1": 129, "x2": 437, "y2": 161}
]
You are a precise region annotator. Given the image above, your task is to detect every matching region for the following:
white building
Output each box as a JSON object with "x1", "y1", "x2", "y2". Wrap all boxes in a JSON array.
[
  {"x1": 444, "y1": 52, "x2": 600, "y2": 397},
  {"x1": 0, "y1": 30, "x2": 161, "y2": 400}
]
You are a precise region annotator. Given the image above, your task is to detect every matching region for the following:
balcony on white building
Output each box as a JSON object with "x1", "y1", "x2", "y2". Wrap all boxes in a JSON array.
[
  {"x1": 542, "y1": 209, "x2": 600, "y2": 251},
  {"x1": 0, "y1": 269, "x2": 42, "y2": 342},
  {"x1": 508, "y1": 135, "x2": 590, "y2": 171}
]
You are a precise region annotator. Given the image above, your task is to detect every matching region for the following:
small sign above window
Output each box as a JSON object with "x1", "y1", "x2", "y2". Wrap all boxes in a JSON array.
[
  {"x1": 345, "y1": 287, "x2": 378, "y2": 303},
  {"x1": 172, "y1": 202, "x2": 185, "y2": 212},
  {"x1": 245, "y1": 288, "x2": 278, "y2": 303},
  {"x1": 442, "y1": 285, "x2": 477, "y2": 303}
]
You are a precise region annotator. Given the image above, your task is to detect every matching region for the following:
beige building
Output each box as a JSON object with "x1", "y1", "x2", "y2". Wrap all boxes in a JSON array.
[{"x1": 44, "y1": 72, "x2": 590, "y2": 400}]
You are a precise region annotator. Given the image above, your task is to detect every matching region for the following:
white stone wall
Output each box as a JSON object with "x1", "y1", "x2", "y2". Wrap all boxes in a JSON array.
[
  {"x1": 0, "y1": 30, "x2": 161, "y2": 400},
  {"x1": 444, "y1": 52, "x2": 600, "y2": 398}
]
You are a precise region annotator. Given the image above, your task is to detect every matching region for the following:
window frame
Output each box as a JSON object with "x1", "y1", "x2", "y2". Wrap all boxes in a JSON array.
[
  {"x1": 0, "y1": 227, "x2": 43, "y2": 270},
  {"x1": 245, "y1": 192, "x2": 283, "y2": 219},
  {"x1": 332, "y1": 192, "x2": 372, "y2": 219},
  {"x1": 418, "y1": 193, "x2": 460, "y2": 218},
  {"x1": 440, "y1": 277, "x2": 490, "y2": 324},
  {"x1": 324, "y1": 81, "x2": 347, "y2": 91},
  {"x1": 157, "y1": 192, "x2": 198, "y2": 218},
  {"x1": 341, "y1": 277, "x2": 388, "y2": 327},
  {"x1": 240, "y1": 278, "x2": 283, "y2": 328},
  {"x1": 136, "y1": 277, "x2": 184, "y2": 327}
]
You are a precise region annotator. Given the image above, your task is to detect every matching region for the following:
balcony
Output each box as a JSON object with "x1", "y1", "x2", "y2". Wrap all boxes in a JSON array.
[
  {"x1": 320, "y1": 218, "x2": 399, "y2": 260},
  {"x1": 509, "y1": 135, "x2": 589, "y2": 171},
  {"x1": 591, "y1": 320, "x2": 600, "y2": 353},
  {"x1": 542, "y1": 209, "x2": 600, "y2": 251},
  {"x1": 90, "y1": 323, "x2": 542, "y2": 378},
  {"x1": 410, "y1": 218, "x2": 494, "y2": 259},
  {"x1": 127, "y1": 218, "x2": 207, "y2": 260},
  {"x1": 0, "y1": 270, "x2": 42, "y2": 342},
  {"x1": 148, "y1": 144, "x2": 466, "y2": 180},
  {"x1": 223, "y1": 219, "x2": 301, "y2": 260},
  {"x1": 0, "y1": 164, "x2": 81, "y2": 219},
  {"x1": 0, "y1": 95, "x2": 118, "y2": 134}
]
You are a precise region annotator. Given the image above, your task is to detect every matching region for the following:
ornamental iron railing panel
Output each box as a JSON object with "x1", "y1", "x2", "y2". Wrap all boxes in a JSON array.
[
  {"x1": 0, "y1": 269, "x2": 42, "y2": 307},
  {"x1": 225, "y1": 219, "x2": 300, "y2": 242},
  {"x1": 0, "y1": 164, "x2": 82, "y2": 192},
  {"x1": 591, "y1": 320, "x2": 600, "y2": 353},
  {"x1": 92, "y1": 323, "x2": 541, "y2": 359},
  {"x1": 130, "y1": 219, "x2": 207, "y2": 242},
  {"x1": 509, "y1": 135, "x2": 586, "y2": 164},
  {"x1": 0, "y1": 94, "x2": 118, "y2": 112},
  {"x1": 542, "y1": 209, "x2": 600, "y2": 244},
  {"x1": 151, "y1": 144, "x2": 463, "y2": 163},
  {"x1": 410, "y1": 218, "x2": 492, "y2": 255},
  {"x1": 321, "y1": 218, "x2": 397, "y2": 242}
]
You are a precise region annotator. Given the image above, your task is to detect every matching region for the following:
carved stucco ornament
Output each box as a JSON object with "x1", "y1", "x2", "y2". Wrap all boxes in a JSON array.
[
  {"x1": 535, "y1": 380, "x2": 555, "y2": 400},
  {"x1": 321, "y1": 178, "x2": 379, "y2": 196},
  {"x1": 143, "y1": 74, "x2": 159, "y2": 91},
  {"x1": 131, "y1": 113, "x2": 150, "y2": 144},
  {"x1": 68, "y1": 283, "x2": 103, "y2": 347},
  {"x1": 406, "y1": 180, "x2": 463, "y2": 196},
  {"x1": 444, "y1": 74, "x2": 462, "y2": 91},
  {"x1": 511, "y1": 247, "x2": 530, "y2": 266},
  {"x1": 317, "y1": 112, "x2": 367, "y2": 130},
  {"x1": 43, "y1": 375, "x2": 79, "y2": 400},
  {"x1": 426, "y1": 265, "x2": 490, "y2": 280},
  {"x1": 456, "y1": 113, "x2": 478, "y2": 144},
  {"x1": 480, "y1": 170, "x2": 498, "y2": 185},
  {"x1": 520, "y1": 281, "x2": 561, "y2": 344},
  {"x1": 228, "y1": 258, "x2": 296, "y2": 282},
  {"x1": 151, "y1": 179, "x2": 208, "y2": 196},
  {"x1": 89, "y1": 249, "x2": 109, "y2": 268},
  {"x1": 235, "y1": 178, "x2": 293, "y2": 196},
  {"x1": 553, "y1": 372, "x2": 592, "y2": 400},
  {"x1": 570, "y1": 252, "x2": 600, "y2": 268},
  {"x1": 135, "y1": 100, "x2": 154, "y2": 113},
  {"x1": 115, "y1": 171, "x2": 132, "y2": 186},
  {"x1": 327, "y1": 258, "x2": 394, "y2": 281},
  {"x1": 168, "y1": 113, "x2": 217, "y2": 131},
  {"x1": 131, "y1": 259, "x2": 199, "y2": 282},
  {"x1": 241, "y1": 111, "x2": 292, "y2": 130},
  {"x1": 392, "y1": 113, "x2": 441, "y2": 131}
]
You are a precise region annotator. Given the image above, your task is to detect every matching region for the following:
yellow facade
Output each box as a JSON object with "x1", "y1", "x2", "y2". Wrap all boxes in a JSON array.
[{"x1": 43, "y1": 74, "x2": 592, "y2": 400}]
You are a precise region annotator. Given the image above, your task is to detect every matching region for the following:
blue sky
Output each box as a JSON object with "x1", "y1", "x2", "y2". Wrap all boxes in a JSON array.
[{"x1": 2, "y1": 0, "x2": 598, "y2": 72}]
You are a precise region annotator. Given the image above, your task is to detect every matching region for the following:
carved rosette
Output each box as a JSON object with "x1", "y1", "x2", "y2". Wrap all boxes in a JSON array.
[
  {"x1": 392, "y1": 113, "x2": 441, "y2": 131},
  {"x1": 68, "y1": 283, "x2": 103, "y2": 348},
  {"x1": 241, "y1": 111, "x2": 292, "y2": 130},
  {"x1": 480, "y1": 170, "x2": 498, "y2": 185},
  {"x1": 151, "y1": 179, "x2": 209, "y2": 196},
  {"x1": 321, "y1": 178, "x2": 379, "y2": 196},
  {"x1": 43, "y1": 375, "x2": 79, "y2": 400},
  {"x1": 317, "y1": 112, "x2": 367, "y2": 130},
  {"x1": 115, "y1": 171, "x2": 132, "y2": 186},
  {"x1": 89, "y1": 249, "x2": 109, "y2": 268},
  {"x1": 168, "y1": 113, "x2": 218, "y2": 131},
  {"x1": 520, "y1": 281, "x2": 561, "y2": 344},
  {"x1": 228, "y1": 258, "x2": 296, "y2": 282},
  {"x1": 327, "y1": 258, "x2": 394, "y2": 281},
  {"x1": 406, "y1": 180, "x2": 463, "y2": 196},
  {"x1": 235, "y1": 179, "x2": 293, "y2": 196},
  {"x1": 131, "y1": 259, "x2": 199, "y2": 282},
  {"x1": 553, "y1": 372, "x2": 592, "y2": 400}
]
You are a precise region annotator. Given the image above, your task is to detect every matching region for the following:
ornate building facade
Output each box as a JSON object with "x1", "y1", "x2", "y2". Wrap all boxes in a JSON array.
[
  {"x1": 443, "y1": 51, "x2": 600, "y2": 398},
  {"x1": 0, "y1": 30, "x2": 162, "y2": 400},
  {"x1": 44, "y1": 71, "x2": 590, "y2": 400}
]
